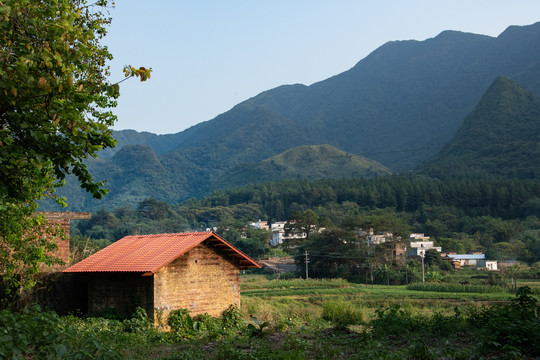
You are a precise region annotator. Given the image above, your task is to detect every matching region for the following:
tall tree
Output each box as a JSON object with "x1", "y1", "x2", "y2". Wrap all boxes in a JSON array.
[{"x1": 0, "y1": 0, "x2": 149, "y2": 296}]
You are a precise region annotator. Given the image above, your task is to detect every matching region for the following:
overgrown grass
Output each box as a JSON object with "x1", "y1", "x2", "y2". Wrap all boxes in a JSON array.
[{"x1": 2, "y1": 275, "x2": 539, "y2": 359}]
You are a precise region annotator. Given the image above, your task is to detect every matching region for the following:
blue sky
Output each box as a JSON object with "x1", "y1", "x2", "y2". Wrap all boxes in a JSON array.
[{"x1": 104, "y1": 1, "x2": 540, "y2": 134}]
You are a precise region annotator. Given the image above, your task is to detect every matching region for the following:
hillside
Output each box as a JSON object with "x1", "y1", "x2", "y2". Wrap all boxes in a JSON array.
[
  {"x1": 45, "y1": 22, "x2": 540, "y2": 211},
  {"x1": 417, "y1": 76, "x2": 540, "y2": 178},
  {"x1": 211, "y1": 145, "x2": 392, "y2": 190},
  {"x1": 113, "y1": 22, "x2": 540, "y2": 173}
]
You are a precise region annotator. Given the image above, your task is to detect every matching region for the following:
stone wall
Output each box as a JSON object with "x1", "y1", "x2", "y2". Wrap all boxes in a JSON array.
[{"x1": 154, "y1": 241, "x2": 240, "y2": 322}]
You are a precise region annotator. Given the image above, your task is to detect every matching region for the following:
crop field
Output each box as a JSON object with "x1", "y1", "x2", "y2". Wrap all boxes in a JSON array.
[{"x1": 0, "y1": 274, "x2": 538, "y2": 359}]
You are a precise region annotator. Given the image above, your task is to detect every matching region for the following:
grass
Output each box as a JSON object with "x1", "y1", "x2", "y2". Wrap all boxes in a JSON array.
[{"x1": 3, "y1": 274, "x2": 538, "y2": 359}]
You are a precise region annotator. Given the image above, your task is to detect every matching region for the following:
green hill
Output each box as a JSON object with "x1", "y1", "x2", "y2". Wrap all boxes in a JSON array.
[
  {"x1": 417, "y1": 76, "x2": 540, "y2": 178},
  {"x1": 212, "y1": 144, "x2": 392, "y2": 190},
  {"x1": 43, "y1": 23, "x2": 540, "y2": 211}
]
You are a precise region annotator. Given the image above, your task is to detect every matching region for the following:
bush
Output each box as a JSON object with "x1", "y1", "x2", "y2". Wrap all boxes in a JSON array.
[
  {"x1": 168, "y1": 305, "x2": 246, "y2": 341},
  {"x1": 469, "y1": 286, "x2": 540, "y2": 358},
  {"x1": 370, "y1": 304, "x2": 424, "y2": 336},
  {"x1": 0, "y1": 306, "x2": 121, "y2": 359},
  {"x1": 321, "y1": 297, "x2": 365, "y2": 328},
  {"x1": 168, "y1": 308, "x2": 196, "y2": 339}
]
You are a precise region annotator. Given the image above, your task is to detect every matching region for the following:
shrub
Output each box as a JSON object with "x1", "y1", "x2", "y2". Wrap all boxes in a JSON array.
[
  {"x1": 370, "y1": 304, "x2": 424, "y2": 336},
  {"x1": 168, "y1": 308, "x2": 196, "y2": 339},
  {"x1": 0, "y1": 306, "x2": 121, "y2": 359},
  {"x1": 221, "y1": 304, "x2": 244, "y2": 332},
  {"x1": 321, "y1": 297, "x2": 365, "y2": 328},
  {"x1": 469, "y1": 286, "x2": 540, "y2": 358}
]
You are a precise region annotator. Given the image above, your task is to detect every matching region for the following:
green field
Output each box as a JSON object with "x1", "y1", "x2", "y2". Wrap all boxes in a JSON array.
[{"x1": 1, "y1": 275, "x2": 538, "y2": 359}]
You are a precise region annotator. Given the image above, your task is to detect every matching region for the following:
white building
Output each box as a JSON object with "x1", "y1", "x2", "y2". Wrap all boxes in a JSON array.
[
  {"x1": 269, "y1": 221, "x2": 320, "y2": 247},
  {"x1": 410, "y1": 233, "x2": 431, "y2": 241},
  {"x1": 249, "y1": 220, "x2": 269, "y2": 230},
  {"x1": 367, "y1": 232, "x2": 394, "y2": 245},
  {"x1": 408, "y1": 241, "x2": 442, "y2": 257},
  {"x1": 477, "y1": 260, "x2": 498, "y2": 271},
  {"x1": 270, "y1": 221, "x2": 287, "y2": 246}
]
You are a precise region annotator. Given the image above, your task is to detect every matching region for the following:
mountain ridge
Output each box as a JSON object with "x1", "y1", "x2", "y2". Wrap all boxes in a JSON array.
[
  {"x1": 417, "y1": 76, "x2": 540, "y2": 178},
  {"x1": 47, "y1": 22, "x2": 540, "y2": 211}
]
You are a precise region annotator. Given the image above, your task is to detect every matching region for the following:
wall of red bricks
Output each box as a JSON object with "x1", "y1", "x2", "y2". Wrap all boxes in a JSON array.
[{"x1": 40, "y1": 212, "x2": 90, "y2": 269}]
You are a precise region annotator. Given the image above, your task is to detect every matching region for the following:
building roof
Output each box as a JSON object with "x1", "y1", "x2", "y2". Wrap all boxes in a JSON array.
[
  {"x1": 63, "y1": 231, "x2": 261, "y2": 273},
  {"x1": 446, "y1": 254, "x2": 486, "y2": 260}
]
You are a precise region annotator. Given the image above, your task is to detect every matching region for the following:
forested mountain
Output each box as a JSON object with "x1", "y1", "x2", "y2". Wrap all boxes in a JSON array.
[
  {"x1": 211, "y1": 145, "x2": 392, "y2": 190},
  {"x1": 418, "y1": 76, "x2": 540, "y2": 178},
  {"x1": 74, "y1": 176, "x2": 540, "y2": 263},
  {"x1": 47, "y1": 22, "x2": 540, "y2": 211}
]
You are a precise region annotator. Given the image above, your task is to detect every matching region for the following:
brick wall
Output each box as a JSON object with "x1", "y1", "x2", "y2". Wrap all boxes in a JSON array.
[
  {"x1": 154, "y1": 241, "x2": 240, "y2": 322},
  {"x1": 40, "y1": 212, "x2": 91, "y2": 269}
]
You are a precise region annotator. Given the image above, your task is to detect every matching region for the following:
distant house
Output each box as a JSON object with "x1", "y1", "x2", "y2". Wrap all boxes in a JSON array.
[
  {"x1": 407, "y1": 241, "x2": 442, "y2": 258},
  {"x1": 63, "y1": 232, "x2": 261, "y2": 322},
  {"x1": 409, "y1": 233, "x2": 431, "y2": 241},
  {"x1": 477, "y1": 260, "x2": 498, "y2": 271},
  {"x1": 269, "y1": 221, "x2": 318, "y2": 247},
  {"x1": 270, "y1": 221, "x2": 287, "y2": 246},
  {"x1": 249, "y1": 220, "x2": 269, "y2": 230},
  {"x1": 367, "y1": 231, "x2": 394, "y2": 246},
  {"x1": 444, "y1": 253, "x2": 486, "y2": 266}
]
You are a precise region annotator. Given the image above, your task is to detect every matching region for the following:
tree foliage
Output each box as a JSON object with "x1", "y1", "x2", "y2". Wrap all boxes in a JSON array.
[{"x1": 0, "y1": 0, "x2": 149, "y2": 296}]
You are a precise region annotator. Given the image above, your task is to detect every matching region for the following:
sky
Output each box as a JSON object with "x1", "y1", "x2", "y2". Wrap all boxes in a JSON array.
[{"x1": 103, "y1": 1, "x2": 540, "y2": 135}]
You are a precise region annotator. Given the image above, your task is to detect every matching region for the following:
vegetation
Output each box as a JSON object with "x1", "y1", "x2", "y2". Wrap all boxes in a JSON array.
[
  {"x1": 418, "y1": 76, "x2": 540, "y2": 179},
  {"x1": 1, "y1": 276, "x2": 538, "y2": 359},
  {"x1": 211, "y1": 144, "x2": 392, "y2": 191},
  {"x1": 73, "y1": 175, "x2": 540, "y2": 266},
  {"x1": 0, "y1": 0, "x2": 150, "y2": 298}
]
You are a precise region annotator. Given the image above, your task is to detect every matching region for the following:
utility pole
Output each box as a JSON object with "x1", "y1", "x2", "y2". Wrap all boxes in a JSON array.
[
  {"x1": 422, "y1": 251, "x2": 425, "y2": 283},
  {"x1": 304, "y1": 250, "x2": 309, "y2": 280}
]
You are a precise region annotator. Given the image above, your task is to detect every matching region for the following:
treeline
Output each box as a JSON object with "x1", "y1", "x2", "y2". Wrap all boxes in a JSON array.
[
  {"x1": 199, "y1": 176, "x2": 540, "y2": 221},
  {"x1": 73, "y1": 175, "x2": 540, "y2": 264}
]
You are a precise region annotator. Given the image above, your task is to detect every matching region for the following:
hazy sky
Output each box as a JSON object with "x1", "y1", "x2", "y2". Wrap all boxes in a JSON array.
[{"x1": 104, "y1": 1, "x2": 540, "y2": 134}]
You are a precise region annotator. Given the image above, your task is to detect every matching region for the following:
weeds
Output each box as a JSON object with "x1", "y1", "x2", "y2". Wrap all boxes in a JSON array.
[{"x1": 1, "y1": 279, "x2": 538, "y2": 359}]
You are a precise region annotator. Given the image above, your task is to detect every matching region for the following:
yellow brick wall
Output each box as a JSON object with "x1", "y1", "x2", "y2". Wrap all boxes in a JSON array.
[{"x1": 153, "y1": 242, "x2": 240, "y2": 322}]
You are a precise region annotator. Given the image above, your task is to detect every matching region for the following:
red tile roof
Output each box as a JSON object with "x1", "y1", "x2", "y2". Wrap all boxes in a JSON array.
[{"x1": 63, "y1": 231, "x2": 261, "y2": 273}]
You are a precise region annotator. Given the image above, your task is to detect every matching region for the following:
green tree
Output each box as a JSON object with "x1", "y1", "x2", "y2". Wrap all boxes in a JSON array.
[
  {"x1": 284, "y1": 209, "x2": 331, "y2": 250},
  {"x1": 424, "y1": 248, "x2": 442, "y2": 268},
  {"x1": 0, "y1": 0, "x2": 149, "y2": 296},
  {"x1": 299, "y1": 228, "x2": 368, "y2": 279}
]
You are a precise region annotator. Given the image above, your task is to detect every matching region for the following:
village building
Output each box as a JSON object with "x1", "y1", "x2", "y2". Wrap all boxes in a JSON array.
[
  {"x1": 249, "y1": 220, "x2": 269, "y2": 230},
  {"x1": 407, "y1": 240, "x2": 442, "y2": 258},
  {"x1": 441, "y1": 253, "x2": 492, "y2": 270},
  {"x1": 367, "y1": 230, "x2": 394, "y2": 246},
  {"x1": 268, "y1": 221, "x2": 316, "y2": 247},
  {"x1": 477, "y1": 260, "x2": 498, "y2": 271},
  {"x1": 63, "y1": 231, "x2": 261, "y2": 323}
]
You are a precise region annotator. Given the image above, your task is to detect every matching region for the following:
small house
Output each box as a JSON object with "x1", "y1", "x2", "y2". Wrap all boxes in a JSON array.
[
  {"x1": 63, "y1": 231, "x2": 261, "y2": 322},
  {"x1": 476, "y1": 260, "x2": 498, "y2": 271},
  {"x1": 444, "y1": 253, "x2": 486, "y2": 266}
]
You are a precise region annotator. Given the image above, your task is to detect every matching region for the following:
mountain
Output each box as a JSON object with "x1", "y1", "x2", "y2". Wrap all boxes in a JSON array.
[
  {"x1": 211, "y1": 144, "x2": 392, "y2": 190},
  {"x1": 98, "y1": 130, "x2": 188, "y2": 158},
  {"x1": 416, "y1": 76, "x2": 540, "y2": 178},
  {"x1": 46, "y1": 22, "x2": 540, "y2": 211},
  {"x1": 118, "y1": 23, "x2": 540, "y2": 172}
]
